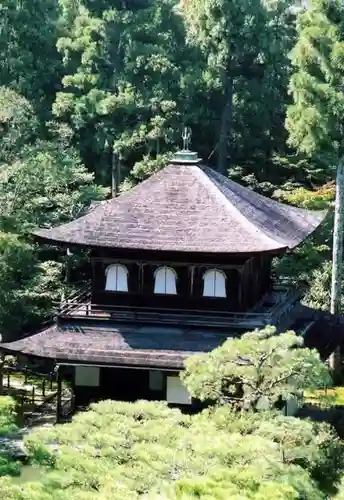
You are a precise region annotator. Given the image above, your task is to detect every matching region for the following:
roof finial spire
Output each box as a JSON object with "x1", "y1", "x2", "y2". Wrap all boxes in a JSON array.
[
  {"x1": 170, "y1": 125, "x2": 201, "y2": 165},
  {"x1": 182, "y1": 126, "x2": 192, "y2": 151}
]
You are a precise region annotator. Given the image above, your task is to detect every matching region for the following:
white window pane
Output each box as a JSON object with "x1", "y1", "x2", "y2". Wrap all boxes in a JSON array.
[
  {"x1": 116, "y1": 266, "x2": 129, "y2": 291},
  {"x1": 214, "y1": 271, "x2": 226, "y2": 297},
  {"x1": 154, "y1": 267, "x2": 177, "y2": 295},
  {"x1": 105, "y1": 264, "x2": 128, "y2": 291},
  {"x1": 203, "y1": 274, "x2": 215, "y2": 296},
  {"x1": 203, "y1": 269, "x2": 227, "y2": 298}
]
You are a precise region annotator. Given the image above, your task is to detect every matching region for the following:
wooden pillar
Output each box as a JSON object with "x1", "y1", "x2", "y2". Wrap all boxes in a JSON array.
[
  {"x1": 138, "y1": 262, "x2": 143, "y2": 293},
  {"x1": 0, "y1": 353, "x2": 5, "y2": 395},
  {"x1": 56, "y1": 366, "x2": 62, "y2": 424},
  {"x1": 140, "y1": 263, "x2": 146, "y2": 294},
  {"x1": 190, "y1": 266, "x2": 195, "y2": 296},
  {"x1": 19, "y1": 394, "x2": 25, "y2": 427},
  {"x1": 237, "y1": 268, "x2": 243, "y2": 311}
]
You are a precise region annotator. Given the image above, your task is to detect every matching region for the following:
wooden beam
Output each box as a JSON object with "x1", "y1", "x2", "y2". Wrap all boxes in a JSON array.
[
  {"x1": 90, "y1": 257, "x2": 244, "y2": 270},
  {"x1": 56, "y1": 366, "x2": 62, "y2": 424}
]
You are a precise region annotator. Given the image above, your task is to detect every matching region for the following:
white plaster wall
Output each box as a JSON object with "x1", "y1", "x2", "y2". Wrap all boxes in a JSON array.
[
  {"x1": 75, "y1": 366, "x2": 100, "y2": 387},
  {"x1": 166, "y1": 376, "x2": 191, "y2": 405}
]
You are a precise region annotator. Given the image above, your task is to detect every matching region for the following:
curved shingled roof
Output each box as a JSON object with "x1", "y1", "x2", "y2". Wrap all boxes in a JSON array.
[
  {"x1": 34, "y1": 163, "x2": 326, "y2": 254},
  {"x1": 0, "y1": 321, "x2": 230, "y2": 370}
]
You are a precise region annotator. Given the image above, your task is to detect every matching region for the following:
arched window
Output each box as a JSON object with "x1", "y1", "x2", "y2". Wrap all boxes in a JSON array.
[
  {"x1": 202, "y1": 269, "x2": 227, "y2": 298},
  {"x1": 154, "y1": 266, "x2": 177, "y2": 295},
  {"x1": 105, "y1": 264, "x2": 129, "y2": 292}
]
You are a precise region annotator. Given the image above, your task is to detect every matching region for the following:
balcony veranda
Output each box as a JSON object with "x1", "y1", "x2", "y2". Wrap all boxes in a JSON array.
[{"x1": 55, "y1": 281, "x2": 303, "y2": 332}]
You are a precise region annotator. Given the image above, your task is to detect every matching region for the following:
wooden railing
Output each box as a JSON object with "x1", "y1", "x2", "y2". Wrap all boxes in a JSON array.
[
  {"x1": 60, "y1": 392, "x2": 75, "y2": 420},
  {"x1": 54, "y1": 281, "x2": 301, "y2": 330},
  {"x1": 59, "y1": 282, "x2": 92, "y2": 315},
  {"x1": 3, "y1": 366, "x2": 57, "y2": 395}
]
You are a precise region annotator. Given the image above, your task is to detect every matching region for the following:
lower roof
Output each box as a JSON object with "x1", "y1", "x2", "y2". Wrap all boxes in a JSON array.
[
  {"x1": 0, "y1": 321, "x2": 233, "y2": 370},
  {"x1": 293, "y1": 305, "x2": 344, "y2": 360},
  {"x1": 1, "y1": 307, "x2": 343, "y2": 369}
]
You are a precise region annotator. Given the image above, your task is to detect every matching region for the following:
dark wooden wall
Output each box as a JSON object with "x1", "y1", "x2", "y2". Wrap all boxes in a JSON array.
[
  {"x1": 89, "y1": 249, "x2": 273, "y2": 313},
  {"x1": 72, "y1": 367, "x2": 166, "y2": 407},
  {"x1": 239, "y1": 255, "x2": 272, "y2": 311}
]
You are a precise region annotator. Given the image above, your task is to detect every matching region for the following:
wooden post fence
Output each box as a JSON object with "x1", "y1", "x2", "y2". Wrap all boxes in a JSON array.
[{"x1": 56, "y1": 367, "x2": 62, "y2": 424}]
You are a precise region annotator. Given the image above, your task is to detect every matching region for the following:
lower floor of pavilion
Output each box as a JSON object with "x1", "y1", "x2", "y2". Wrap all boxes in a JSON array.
[
  {"x1": 63, "y1": 364, "x2": 194, "y2": 409},
  {"x1": 1, "y1": 304, "x2": 344, "y2": 419}
]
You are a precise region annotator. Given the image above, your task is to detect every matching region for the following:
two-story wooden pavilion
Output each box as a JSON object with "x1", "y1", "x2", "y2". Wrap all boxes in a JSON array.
[{"x1": 1, "y1": 146, "x2": 343, "y2": 412}]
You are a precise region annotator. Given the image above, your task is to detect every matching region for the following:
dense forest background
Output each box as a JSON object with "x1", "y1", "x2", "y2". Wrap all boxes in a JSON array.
[
  {"x1": 2, "y1": 1, "x2": 344, "y2": 498},
  {"x1": 0, "y1": 0, "x2": 341, "y2": 340}
]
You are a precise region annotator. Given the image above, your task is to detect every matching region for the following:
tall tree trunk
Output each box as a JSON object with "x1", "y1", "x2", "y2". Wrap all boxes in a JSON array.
[
  {"x1": 217, "y1": 73, "x2": 233, "y2": 175},
  {"x1": 329, "y1": 159, "x2": 344, "y2": 375},
  {"x1": 111, "y1": 150, "x2": 116, "y2": 198},
  {"x1": 111, "y1": 151, "x2": 120, "y2": 198}
]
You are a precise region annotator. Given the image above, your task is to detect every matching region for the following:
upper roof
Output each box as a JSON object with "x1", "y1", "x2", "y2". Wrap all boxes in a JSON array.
[{"x1": 34, "y1": 155, "x2": 326, "y2": 254}]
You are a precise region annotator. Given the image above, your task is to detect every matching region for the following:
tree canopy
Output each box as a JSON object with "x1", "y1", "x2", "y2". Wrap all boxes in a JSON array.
[{"x1": 182, "y1": 327, "x2": 331, "y2": 409}]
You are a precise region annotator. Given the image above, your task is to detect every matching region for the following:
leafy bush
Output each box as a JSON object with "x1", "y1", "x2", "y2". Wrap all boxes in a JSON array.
[
  {"x1": 13, "y1": 399, "x2": 342, "y2": 499},
  {"x1": 0, "y1": 396, "x2": 20, "y2": 477}
]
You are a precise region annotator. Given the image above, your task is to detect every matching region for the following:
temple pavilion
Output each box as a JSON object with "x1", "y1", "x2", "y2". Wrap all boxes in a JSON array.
[{"x1": 1, "y1": 145, "x2": 344, "y2": 413}]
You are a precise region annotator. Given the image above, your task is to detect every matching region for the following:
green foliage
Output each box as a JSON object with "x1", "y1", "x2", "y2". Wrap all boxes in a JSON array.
[
  {"x1": 182, "y1": 326, "x2": 331, "y2": 408},
  {"x1": 0, "y1": 90, "x2": 107, "y2": 339},
  {"x1": 277, "y1": 184, "x2": 335, "y2": 210},
  {"x1": 0, "y1": 233, "x2": 58, "y2": 338},
  {"x1": 0, "y1": 140, "x2": 107, "y2": 234},
  {"x1": 0, "y1": 398, "x2": 334, "y2": 499},
  {"x1": 0, "y1": 396, "x2": 20, "y2": 478},
  {"x1": 273, "y1": 182, "x2": 338, "y2": 313},
  {"x1": 53, "y1": 0, "x2": 191, "y2": 184},
  {"x1": 287, "y1": 0, "x2": 344, "y2": 160},
  {"x1": 0, "y1": 87, "x2": 39, "y2": 164},
  {"x1": 0, "y1": 0, "x2": 62, "y2": 118},
  {"x1": 182, "y1": 0, "x2": 295, "y2": 178},
  {"x1": 0, "y1": 396, "x2": 17, "y2": 436},
  {"x1": 0, "y1": 0, "x2": 343, "y2": 496},
  {"x1": 0, "y1": 338, "x2": 340, "y2": 498}
]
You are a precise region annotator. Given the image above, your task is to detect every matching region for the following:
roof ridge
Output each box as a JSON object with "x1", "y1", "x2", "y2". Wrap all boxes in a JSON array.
[{"x1": 193, "y1": 165, "x2": 282, "y2": 248}]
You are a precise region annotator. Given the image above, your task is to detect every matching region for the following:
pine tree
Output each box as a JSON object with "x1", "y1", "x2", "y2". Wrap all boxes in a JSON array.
[
  {"x1": 286, "y1": 0, "x2": 344, "y2": 373},
  {"x1": 182, "y1": 0, "x2": 294, "y2": 175},
  {"x1": 53, "y1": 0, "x2": 191, "y2": 186}
]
